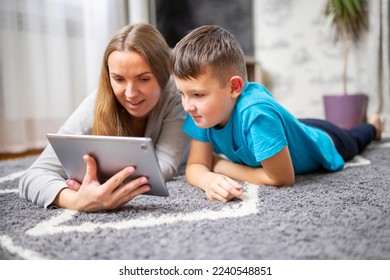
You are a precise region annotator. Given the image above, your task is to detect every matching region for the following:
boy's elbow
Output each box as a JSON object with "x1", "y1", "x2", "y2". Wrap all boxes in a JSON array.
[{"x1": 273, "y1": 175, "x2": 295, "y2": 187}]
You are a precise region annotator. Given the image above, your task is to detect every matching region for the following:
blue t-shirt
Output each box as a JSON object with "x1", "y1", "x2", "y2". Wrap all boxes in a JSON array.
[{"x1": 183, "y1": 82, "x2": 344, "y2": 174}]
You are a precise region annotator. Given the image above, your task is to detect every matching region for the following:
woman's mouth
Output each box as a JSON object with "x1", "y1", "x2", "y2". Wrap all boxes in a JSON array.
[{"x1": 126, "y1": 99, "x2": 144, "y2": 109}]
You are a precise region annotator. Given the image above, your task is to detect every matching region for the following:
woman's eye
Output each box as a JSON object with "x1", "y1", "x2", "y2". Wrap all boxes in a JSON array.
[
  {"x1": 112, "y1": 76, "x2": 123, "y2": 82},
  {"x1": 140, "y1": 77, "x2": 151, "y2": 82}
]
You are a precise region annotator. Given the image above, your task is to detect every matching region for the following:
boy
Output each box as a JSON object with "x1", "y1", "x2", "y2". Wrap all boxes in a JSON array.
[{"x1": 169, "y1": 25, "x2": 383, "y2": 202}]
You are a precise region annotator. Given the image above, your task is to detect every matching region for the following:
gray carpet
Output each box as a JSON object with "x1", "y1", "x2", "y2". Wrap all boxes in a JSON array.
[{"x1": 1, "y1": 135, "x2": 389, "y2": 260}]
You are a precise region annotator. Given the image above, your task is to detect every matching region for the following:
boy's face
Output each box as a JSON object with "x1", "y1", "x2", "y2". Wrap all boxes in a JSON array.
[{"x1": 174, "y1": 68, "x2": 240, "y2": 128}]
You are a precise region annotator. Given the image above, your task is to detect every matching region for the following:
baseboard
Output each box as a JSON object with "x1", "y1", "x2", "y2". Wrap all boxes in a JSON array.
[{"x1": 0, "y1": 149, "x2": 43, "y2": 161}]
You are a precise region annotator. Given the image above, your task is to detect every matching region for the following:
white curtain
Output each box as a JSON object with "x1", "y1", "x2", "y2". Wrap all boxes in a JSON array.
[
  {"x1": 0, "y1": 0, "x2": 127, "y2": 153},
  {"x1": 367, "y1": 0, "x2": 390, "y2": 130}
]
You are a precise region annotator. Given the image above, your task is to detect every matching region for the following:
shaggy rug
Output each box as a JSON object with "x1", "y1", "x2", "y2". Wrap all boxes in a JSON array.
[{"x1": 1, "y1": 134, "x2": 389, "y2": 260}]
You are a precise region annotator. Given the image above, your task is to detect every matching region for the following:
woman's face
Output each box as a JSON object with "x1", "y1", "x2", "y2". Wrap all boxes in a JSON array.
[{"x1": 108, "y1": 50, "x2": 161, "y2": 119}]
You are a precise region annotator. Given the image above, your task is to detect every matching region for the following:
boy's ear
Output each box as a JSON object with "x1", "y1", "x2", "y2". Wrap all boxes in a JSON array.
[{"x1": 229, "y1": 76, "x2": 244, "y2": 99}]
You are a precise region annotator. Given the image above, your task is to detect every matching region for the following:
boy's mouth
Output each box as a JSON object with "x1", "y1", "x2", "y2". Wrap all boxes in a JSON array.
[
  {"x1": 191, "y1": 115, "x2": 202, "y2": 121},
  {"x1": 191, "y1": 115, "x2": 202, "y2": 122}
]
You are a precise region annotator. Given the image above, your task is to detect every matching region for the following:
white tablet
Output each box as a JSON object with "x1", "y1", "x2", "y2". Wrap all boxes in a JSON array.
[{"x1": 46, "y1": 133, "x2": 169, "y2": 197}]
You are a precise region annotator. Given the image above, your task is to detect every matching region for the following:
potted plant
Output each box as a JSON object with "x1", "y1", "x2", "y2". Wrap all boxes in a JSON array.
[{"x1": 322, "y1": 0, "x2": 369, "y2": 128}]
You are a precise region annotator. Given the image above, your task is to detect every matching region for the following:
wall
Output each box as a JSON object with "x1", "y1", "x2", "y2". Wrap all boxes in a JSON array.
[
  {"x1": 253, "y1": 0, "x2": 388, "y2": 129},
  {"x1": 143, "y1": 0, "x2": 389, "y2": 130}
]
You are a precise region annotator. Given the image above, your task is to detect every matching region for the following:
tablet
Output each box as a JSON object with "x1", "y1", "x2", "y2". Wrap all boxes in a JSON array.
[{"x1": 46, "y1": 133, "x2": 169, "y2": 197}]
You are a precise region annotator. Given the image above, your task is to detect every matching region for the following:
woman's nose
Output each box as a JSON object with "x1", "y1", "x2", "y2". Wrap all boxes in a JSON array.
[{"x1": 125, "y1": 83, "x2": 137, "y2": 97}]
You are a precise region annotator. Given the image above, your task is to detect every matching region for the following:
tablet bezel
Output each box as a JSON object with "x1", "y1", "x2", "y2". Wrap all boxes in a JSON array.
[{"x1": 46, "y1": 133, "x2": 169, "y2": 197}]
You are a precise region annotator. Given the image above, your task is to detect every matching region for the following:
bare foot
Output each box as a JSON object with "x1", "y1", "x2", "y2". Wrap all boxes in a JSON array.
[{"x1": 368, "y1": 114, "x2": 383, "y2": 141}]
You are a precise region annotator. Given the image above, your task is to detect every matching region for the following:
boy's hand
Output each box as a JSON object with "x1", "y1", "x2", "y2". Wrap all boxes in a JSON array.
[{"x1": 203, "y1": 173, "x2": 244, "y2": 202}]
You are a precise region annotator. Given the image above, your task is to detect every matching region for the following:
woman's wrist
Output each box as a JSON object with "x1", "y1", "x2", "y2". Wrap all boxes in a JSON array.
[{"x1": 53, "y1": 187, "x2": 79, "y2": 210}]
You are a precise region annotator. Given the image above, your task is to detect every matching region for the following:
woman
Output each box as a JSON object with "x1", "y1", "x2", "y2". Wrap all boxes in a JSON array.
[{"x1": 19, "y1": 24, "x2": 189, "y2": 212}]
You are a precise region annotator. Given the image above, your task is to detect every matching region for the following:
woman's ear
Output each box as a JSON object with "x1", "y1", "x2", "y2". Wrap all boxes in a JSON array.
[{"x1": 229, "y1": 76, "x2": 244, "y2": 99}]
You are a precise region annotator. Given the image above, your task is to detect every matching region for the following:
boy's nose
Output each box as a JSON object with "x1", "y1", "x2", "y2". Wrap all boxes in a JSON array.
[
  {"x1": 183, "y1": 99, "x2": 195, "y2": 112},
  {"x1": 186, "y1": 105, "x2": 196, "y2": 112}
]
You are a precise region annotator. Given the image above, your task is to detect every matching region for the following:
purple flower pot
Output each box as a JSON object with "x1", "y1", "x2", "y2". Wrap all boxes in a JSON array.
[{"x1": 323, "y1": 94, "x2": 368, "y2": 129}]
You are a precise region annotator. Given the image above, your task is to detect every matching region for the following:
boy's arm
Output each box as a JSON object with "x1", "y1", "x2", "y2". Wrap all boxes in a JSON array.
[
  {"x1": 212, "y1": 146, "x2": 295, "y2": 187},
  {"x1": 185, "y1": 139, "x2": 244, "y2": 202}
]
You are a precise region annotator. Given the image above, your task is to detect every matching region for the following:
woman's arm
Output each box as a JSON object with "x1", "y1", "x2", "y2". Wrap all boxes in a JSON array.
[
  {"x1": 19, "y1": 91, "x2": 160, "y2": 211},
  {"x1": 212, "y1": 146, "x2": 295, "y2": 187}
]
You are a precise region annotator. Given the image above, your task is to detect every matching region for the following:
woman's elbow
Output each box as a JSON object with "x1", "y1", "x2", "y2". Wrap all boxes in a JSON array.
[{"x1": 18, "y1": 172, "x2": 30, "y2": 199}]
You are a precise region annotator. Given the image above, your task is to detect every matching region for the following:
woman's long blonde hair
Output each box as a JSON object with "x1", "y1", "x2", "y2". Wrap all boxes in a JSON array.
[{"x1": 92, "y1": 24, "x2": 171, "y2": 136}]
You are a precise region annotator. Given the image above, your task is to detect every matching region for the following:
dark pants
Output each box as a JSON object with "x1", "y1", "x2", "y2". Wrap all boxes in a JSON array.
[{"x1": 299, "y1": 119, "x2": 376, "y2": 162}]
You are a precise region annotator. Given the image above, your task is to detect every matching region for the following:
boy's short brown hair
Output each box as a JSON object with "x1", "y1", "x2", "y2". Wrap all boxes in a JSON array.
[{"x1": 170, "y1": 25, "x2": 247, "y2": 86}]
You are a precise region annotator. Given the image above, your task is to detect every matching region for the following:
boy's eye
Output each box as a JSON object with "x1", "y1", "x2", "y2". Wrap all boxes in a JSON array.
[{"x1": 194, "y1": 93, "x2": 204, "y2": 97}]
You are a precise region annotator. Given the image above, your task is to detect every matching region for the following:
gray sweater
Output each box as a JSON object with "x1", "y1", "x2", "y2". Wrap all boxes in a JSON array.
[{"x1": 19, "y1": 79, "x2": 189, "y2": 208}]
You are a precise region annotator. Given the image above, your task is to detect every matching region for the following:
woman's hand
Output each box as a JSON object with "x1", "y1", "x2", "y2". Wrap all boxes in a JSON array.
[
  {"x1": 65, "y1": 178, "x2": 81, "y2": 191},
  {"x1": 54, "y1": 154, "x2": 151, "y2": 212}
]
